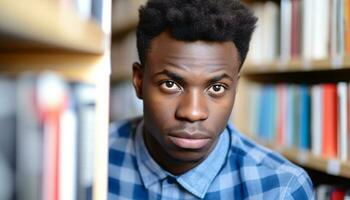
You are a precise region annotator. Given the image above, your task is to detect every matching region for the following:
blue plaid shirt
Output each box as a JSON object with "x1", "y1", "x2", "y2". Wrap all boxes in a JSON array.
[{"x1": 108, "y1": 118, "x2": 314, "y2": 199}]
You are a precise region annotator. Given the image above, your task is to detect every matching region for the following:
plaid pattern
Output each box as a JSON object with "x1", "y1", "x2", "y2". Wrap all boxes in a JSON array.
[{"x1": 108, "y1": 119, "x2": 314, "y2": 200}]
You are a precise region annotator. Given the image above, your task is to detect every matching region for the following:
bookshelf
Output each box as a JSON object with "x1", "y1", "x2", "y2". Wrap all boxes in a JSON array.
[
  {"x1": 250, "y1": 137, "x2": 350, "y2": 178},
  {"x1": 0, "y1": 0, "x2": 111, "y2": 200},
  {"x1": 233, "y1": 1, "x2": 350, "y2": 197},
  {"x1": 244, "y1": 56, "x2": 350, "y2": 73},
  {"x1": 0, "y1": 0, "x2": 105, "y2": 53}
]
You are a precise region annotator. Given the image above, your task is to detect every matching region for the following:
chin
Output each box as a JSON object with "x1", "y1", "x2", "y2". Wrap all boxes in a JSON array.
[{"x1": 168, "y1": 149, "x2": 208, "y2": 163}]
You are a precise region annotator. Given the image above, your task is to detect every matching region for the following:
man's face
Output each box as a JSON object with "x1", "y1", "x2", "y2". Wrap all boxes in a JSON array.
[{"x1": 133, "y1": 31, "x2": 240, "y2": 170}]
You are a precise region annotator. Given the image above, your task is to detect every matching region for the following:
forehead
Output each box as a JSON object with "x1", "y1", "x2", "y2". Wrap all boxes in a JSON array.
[{"x1": 146, "y1": 31, "x2": 240, "y2": 74}]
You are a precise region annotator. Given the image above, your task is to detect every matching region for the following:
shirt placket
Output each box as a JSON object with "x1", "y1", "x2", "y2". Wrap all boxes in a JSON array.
[{"x1": 161, "y1": 177, "x2": 179, "y2": 200}]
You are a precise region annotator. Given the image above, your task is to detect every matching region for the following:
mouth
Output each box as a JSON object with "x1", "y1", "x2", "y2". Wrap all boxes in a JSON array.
[{"x1": 168, "y1": 131, "x2": 211, "y2": 149}]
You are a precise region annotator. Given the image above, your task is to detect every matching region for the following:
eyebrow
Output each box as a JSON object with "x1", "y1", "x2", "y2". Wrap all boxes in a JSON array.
[
  {"x1": 154, "y1": 69, "x2": 234, "y2": 84},
  {"x1": 208, "y1": 73, "x2": 234, "y2": 83},
  {"x1": 154, "y1": 69, "x2": 184, "y2": 83}
]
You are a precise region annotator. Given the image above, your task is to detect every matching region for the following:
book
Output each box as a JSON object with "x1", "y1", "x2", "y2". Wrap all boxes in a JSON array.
[
  {"x1": 302, "y1": 0, "x2": 314, "y2": 61},
  {"x1": 312, "y1": 0, "x2": 329, "y2": 60},
  {"x1": 322, "y1": 84, "x2": 338, "y2": 158},
  {"x1": 276, "y1": 85, "x2": 287, "y2": 146},
  {"x1": 37, "y1": 73, "x2": 69, "y2": 200},
  {"x1": 0, "y1": 77, "x2": 16, "y2": 200},
  {"x1": 280, "y1": 0, "x2": 292, "y2": 63},
  {"x1": 286, "y1": 85, "x2": 296, "y2": 147},
  {"x1": 72, "y1": 83, "x2": 97, "y2": 200},
  {"x1": 299, "y1": 85, "x2": 311, "y2": 150},
  {"x1": 345, "y1": 189, "x2": 350, "y2": 200},
  {"x1": 16, "y1": 74, "x2": 43, "y2": 200},
  {"x1": 311, "y1": 85, "x2": 323, "y2": 156},
  {"x1": 331, "y1": 188, "x2": 346, "y2": 200},
  {"x1": 337, "y1": 82, "x2": 348, "y2": 161},
  {"x1": 290, "y1": 0, "x2": 301, "y2": 58},
  {"x1": 317, "y1": 185, "x2": 333, "y2": 200}
]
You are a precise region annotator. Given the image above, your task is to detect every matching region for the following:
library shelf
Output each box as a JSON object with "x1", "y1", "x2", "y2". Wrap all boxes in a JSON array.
[
  {"x1": 0, "y1": 0, "x2": 105, "y2": 54},
  {"x1": 253, "y1": 139, "x2": 350, "y2": 179},
  {"x1": 0, "y1": 53, "x2": 106, "y2": 83},
  {"x1": 241, "y1": 58, "x2": 350, "y2": 84},
  {"x1": 243, "y1": 57, "x2": 350, "y2": 74}
]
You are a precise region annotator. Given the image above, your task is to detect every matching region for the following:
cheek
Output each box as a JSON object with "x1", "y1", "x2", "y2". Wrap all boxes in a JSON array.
[
  {"x1": 143, "y1": 85, "x2": 177, "y2": 130},
  {"x1": 207, "y1": 94, "x2": 235, "y2": 131}
]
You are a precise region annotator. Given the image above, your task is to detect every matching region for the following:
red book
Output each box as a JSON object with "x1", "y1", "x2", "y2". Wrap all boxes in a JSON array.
[
  {"x1": 331, "y1": 188, "x2": 345, "y2": 200},
  {"x1": 276, "y1": 85, "x2": 287, "y2": 146},
  {"x1": 322, "y1": 84, "x2": 338, "y2": 158}
]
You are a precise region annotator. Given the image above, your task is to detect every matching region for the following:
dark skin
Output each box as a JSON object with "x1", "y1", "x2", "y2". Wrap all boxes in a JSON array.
[{"x1": 132, "y1": 31, "x2": 241, "y2": 175}]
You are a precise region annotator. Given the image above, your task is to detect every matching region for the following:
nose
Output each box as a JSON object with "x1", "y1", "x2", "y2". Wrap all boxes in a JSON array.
[{"x1": 175, "y1": 89, "x2": 209, "y2": 122}]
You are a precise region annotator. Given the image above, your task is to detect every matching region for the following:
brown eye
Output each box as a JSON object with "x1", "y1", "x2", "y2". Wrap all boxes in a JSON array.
[
  {"x1": 212, "y1": 85, "x2": 221, "y2": 92},
  {"x1": 207, "y1": 84, "x2": 226, "y2": 96},
  {"x1": 165, "y1": 81, "x2": 174, "y2": 88},
  {"x1": 160, "y1": 80, "x2": 181, "y2": 93}
]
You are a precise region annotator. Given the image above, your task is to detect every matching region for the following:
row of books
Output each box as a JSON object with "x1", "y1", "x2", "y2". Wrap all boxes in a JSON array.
[
  {"x1": 317, "y1": 185, "x2": 350, "y2": 200},
  {"x1": 0, "y1": 72, "x2": 96, "y2": 200},
  {"x1": 247, "y1": 0, "x2": 350, "y2": 65},
  {"x1": 58, "y1": 0, "x2": 104, "y2": 24},
  {"x1": 242, "y1": 82, "x2": 350, "y2": 161}
]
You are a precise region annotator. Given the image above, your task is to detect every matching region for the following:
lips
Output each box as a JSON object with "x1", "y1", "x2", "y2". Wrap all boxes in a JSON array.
[{"x1": 168, "y1": 131, "x2": 211, "y2": 149}]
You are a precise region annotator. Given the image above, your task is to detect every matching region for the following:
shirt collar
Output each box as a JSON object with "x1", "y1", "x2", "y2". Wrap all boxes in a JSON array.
[
  {"x1": 135, "y1": 120, "x2": 230, "y2": 198},
  {"x1": 177, "y1": 127, "x2": 230, "y2": 198}
]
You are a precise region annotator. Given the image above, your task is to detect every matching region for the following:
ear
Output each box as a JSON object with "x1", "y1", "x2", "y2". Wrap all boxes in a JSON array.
[{"x1": 132, "y1": 62, "x2": 143, "y2": 99}]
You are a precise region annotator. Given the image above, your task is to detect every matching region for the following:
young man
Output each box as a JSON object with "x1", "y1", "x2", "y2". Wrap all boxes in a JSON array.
[{"x1": 109, "y1": 0, "x2": 314, "y2": 199}]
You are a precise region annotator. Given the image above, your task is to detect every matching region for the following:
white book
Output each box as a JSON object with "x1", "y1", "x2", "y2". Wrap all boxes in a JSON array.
[
  {"x1": 312, "y1": 0, "x2": 329, "y2": 60},
  {"x1": 73, "y1": 84, "x2": 97, "y2": 200},
  {"x1": 247, "y1": 3, "x2": 264, "y2": 64},
  {"x1": 330, "y1": 0, "x2": 338, "y2": 63},
  {"x1": 337, "y1": 0, "x2": 345, "y2": 64},
  {"x1": 75, "y1": 0, "x2": 92, "y2": 20},
  {"x1": 302, "y1": 0, "x2": 314, "y2": 60},
  {"x1": 60, "y1": 95, "x2": 78, "y2": 200},
  {"x1": 337, "y1": 82, "x2": 347, "y2": 161},
  {"x1": 280, "y1": 0, "x2": 292, "y2": 64},
  {"x1": 311, "y1": 85, "x2": 323, "y2": 156},
  {"x1": 316, "y1": 185, "x2": 333, "y2": 200},
  {"x1": 262, "y1": 1, "x2": 279, "y2": 63}
]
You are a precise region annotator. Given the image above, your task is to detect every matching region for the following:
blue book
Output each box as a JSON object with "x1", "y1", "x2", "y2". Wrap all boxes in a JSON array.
[
  {"x1": 267, "y1": 86, "x2": 277, "y2": 142},
  {"x1": 286, "y1": 85, "x2": 295, "y2": 147},
  {"x1": 299, "y1": 85, "x2": 311, "y2": 150},
  {"x1": 258, "y1": 85, "x2": 270, "y2": 140}
]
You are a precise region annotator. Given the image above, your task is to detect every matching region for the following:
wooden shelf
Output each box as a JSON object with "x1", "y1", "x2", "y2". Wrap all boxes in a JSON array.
[
  {"x1": 0, "y1": 0, "x2": 105, "y2": 54},
  {"x1": 243, "y1": 57, "x2": 350, "y2": 74},
  {"x1": 241, "y1": 57, "x2": 350, "y2": 84},
  {"x1": 0, "y1": 53, "x2": 104, "y2": 83},
  {"x1": 254, "y1": 139, "x2": 350, "y2": 179}
]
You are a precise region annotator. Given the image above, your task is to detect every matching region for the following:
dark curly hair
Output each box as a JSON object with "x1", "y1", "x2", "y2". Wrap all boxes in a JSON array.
[{"x1": 136, "y1": 0, "x2": 257, "y2": 69}]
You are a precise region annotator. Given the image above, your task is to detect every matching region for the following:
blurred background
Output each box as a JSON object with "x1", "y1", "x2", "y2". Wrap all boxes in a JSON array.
[{"x1": 1, "y1": 0, "x2": 350, "y2": 199}]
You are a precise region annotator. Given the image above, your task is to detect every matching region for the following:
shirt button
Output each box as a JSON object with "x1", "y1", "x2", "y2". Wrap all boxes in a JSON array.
[{"x1": 167, "y1": 177, "x2": 177, "y2": 184}]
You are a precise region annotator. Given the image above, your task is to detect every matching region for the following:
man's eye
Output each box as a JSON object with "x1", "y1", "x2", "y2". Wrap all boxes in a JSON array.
[
  {"x1": 207, "y1": 84, "x2": 226, "y2": 96},
  {"x1": 160, "y1": 81, "x2": 181, "y2": 92}
]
